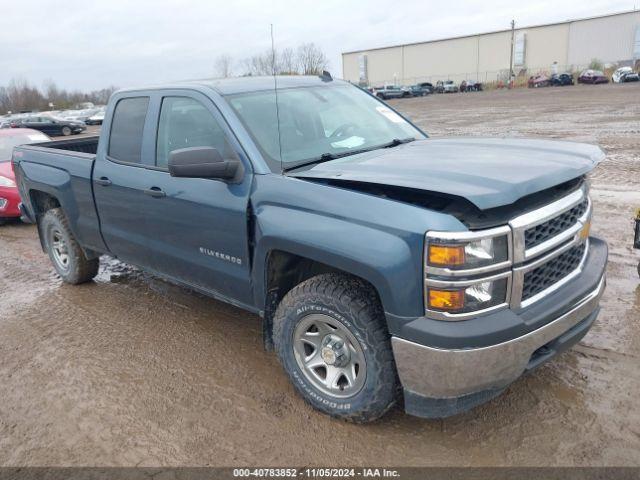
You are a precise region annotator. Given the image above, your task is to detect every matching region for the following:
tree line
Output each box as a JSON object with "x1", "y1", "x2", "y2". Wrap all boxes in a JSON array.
[
  {"x1": 1, "y1": 42, "x2": 330, "y2": 115},
  {"x1": 0, "y1": 79, "x2": 118, "y2": 115},
  {"x1": 214, "y1": 42, "x2": 330, "y2": 77}
]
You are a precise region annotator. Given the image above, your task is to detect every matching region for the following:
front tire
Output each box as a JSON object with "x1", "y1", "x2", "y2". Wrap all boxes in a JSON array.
[
  {"x1": 41, "y1": 208, "x2": 99, "y2": 284},
  {"x1": 273, "y1": 273, "x2": 398, "y2": 423},
  {"x1": 61, "y1": 126, "x2": 72, "y2": 136}
]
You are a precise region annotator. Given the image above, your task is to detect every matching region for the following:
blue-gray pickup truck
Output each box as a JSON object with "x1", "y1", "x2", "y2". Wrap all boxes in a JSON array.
[{"x1": 12, "y1": 75, "x2": 607, "y2": 422}]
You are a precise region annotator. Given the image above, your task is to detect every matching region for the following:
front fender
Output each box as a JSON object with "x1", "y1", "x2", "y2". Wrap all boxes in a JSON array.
[
  {"x1": 253, "y1": 205, "x2": 423, "y2": 318},
  {"x1": 249, "y1": 174, "x2": 467, "y2": 319}
]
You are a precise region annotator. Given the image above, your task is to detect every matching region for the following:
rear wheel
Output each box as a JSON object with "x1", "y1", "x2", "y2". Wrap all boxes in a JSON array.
[
  {"x1": 41, "y1": 208, "x2": 99, "y2": 284},
  {"x1": 61, "y1": 126, "x2": 72, "y2": 136},
  {"x1": 273, "y1": 273, "x2": 398, "y2": 423}
]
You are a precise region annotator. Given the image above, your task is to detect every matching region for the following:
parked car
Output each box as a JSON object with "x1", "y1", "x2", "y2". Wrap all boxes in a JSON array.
[
  {"x1": 13, "y1": 116, "x2": 86, "y2": 136},
  {"x1": 0, "y1": 128, "x2": 51, "y2": 225},
  {"x1": 550, "y1": 73, "x2": 574, "y2": 86},
  {"x1": 373, "y1": 85, "x2": 408, "y2": 100},
  {"x1": 85, "y1": 111, "x2": 105, "y2": 125},
  {"x1": 577, "y1": 70, "x2": 609, "y2": 84},
  {"x1": 528, "y1": 74, "x2": 551, "y2": 88},
  {"x1": 406, "y1": 85, "x2": 428, "y2": 97},
  {"x1": 417, "y1": 82, "x2": 434, "y2": 94},
  {"x1": 13, "y1": 76, "x2": 607, "y2": 422},
  {"x1": 435, "y1": 80, "x2": 458, "y2": 93},
  {"x1": 612, "y1": 66, "x2": 639, "y2": 83},
  {"x1": 464, "y1": 80, "x2": 483, "y2": 92}
]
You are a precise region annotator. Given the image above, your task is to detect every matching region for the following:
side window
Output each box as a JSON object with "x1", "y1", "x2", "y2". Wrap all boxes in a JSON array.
[
  {"x1": 156, "y1": 96, "x2": 236, "y2": 169},
  {"x1": 108, "y1": 97, "x2": 149, "y2": 164}
]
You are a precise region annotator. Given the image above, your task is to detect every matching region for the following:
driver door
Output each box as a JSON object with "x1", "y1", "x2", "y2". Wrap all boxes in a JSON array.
[{"x1": 140, "y1": 92, "x2": 254, "y2": 306}]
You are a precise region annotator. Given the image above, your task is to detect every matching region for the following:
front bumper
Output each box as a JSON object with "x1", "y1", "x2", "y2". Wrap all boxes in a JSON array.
[{"x1": 390, "y1": 237, "x2": 607, "y2": 418}]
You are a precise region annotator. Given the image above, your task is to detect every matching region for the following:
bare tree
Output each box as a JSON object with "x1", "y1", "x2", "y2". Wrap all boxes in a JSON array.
[
  {"x1": 279, "y1": 47, "x2": 298, "y2": 75},
  {"x1": 242, "y1": 50, "x2": 278, "y2": 76},
  {"x1": 214, "y1": 54, "x2": 234, "y2": 78},
  {"x1": 296, "y1": 43, "x2": 329, "y2": 75}
]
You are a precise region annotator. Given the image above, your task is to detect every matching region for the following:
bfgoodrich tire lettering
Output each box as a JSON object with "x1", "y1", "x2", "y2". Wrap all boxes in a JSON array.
[
  {"x1": 42, "y1": 208, "x2": 99, "y2": 284},
  {"x1": 273, "y1": 273, "x2": 398, "y2": 422}
]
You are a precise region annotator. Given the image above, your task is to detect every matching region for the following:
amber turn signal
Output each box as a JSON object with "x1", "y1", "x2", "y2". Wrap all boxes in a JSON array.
[
  {"x1": 428, "y1": 244, "x2": 465, "y2": 266},
  {"x1": 428, "y1": 288, "x2": 465, "y2": 311}
]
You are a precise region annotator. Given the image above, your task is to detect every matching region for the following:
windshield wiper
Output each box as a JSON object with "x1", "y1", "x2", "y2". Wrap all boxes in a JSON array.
[
  {"x1": 283, "y1": 150, "x2": 366, "y2": 172},
  {"x1": 383, "y1": 137, "x2": 415, "y2": 148},
  {"x1": 283, "y1": 137, "x2": 416, "y2": 172}
]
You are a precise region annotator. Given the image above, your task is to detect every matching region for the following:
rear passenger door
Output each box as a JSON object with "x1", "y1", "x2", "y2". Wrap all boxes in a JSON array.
[
  {"x1": 93, "y1": 95, "x2": 155, "y2": 268},
  {"x1": 140, "y1": 92, "x2": 254, "y2": 306}
]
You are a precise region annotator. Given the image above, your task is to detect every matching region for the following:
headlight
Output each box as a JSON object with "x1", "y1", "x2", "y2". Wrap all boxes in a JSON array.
[
  {"x1": 426, "y1": 226, "x2": 511, "y2": 274},
  {"x1": 427, "y1": 276, "x2": 510, "y2": 314},
  {"x1": 0, "y1": 175, "x2": 16, "y2": 187},
  {"x1": 424, "y1": 226, "x2": 512, "y2": 320}
]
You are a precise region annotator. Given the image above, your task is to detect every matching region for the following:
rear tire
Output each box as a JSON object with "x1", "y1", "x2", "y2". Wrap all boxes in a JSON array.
[
  {"x1": 41, "y1": 208, "x2": 99, "y2": 284},
  {"x1": 273, "y1": 273, "x2": 398, "y2": 423}
]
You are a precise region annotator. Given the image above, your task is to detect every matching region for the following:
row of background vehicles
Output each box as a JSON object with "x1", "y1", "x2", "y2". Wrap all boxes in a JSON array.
[
  {"x1": 0, "y1": 105, "x2": 106, "y2": 136},
  {"x1": 369, "y1": 66, "x2": 639, "y2": 99},
  {"x1": 369, "y1": 79, "x2": 483, "y2": 99},
  {"x1": 528, "y1": 66, "x2": 639, "y2": 88}
]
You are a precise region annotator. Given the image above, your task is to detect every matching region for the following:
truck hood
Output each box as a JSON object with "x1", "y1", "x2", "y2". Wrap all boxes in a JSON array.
[{"x1": 288, "y1": 138, "x2": 605, "y2": 210}]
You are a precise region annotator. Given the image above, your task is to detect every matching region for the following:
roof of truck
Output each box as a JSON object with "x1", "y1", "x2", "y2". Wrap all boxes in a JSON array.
[{"x1": 117, "y1": 75, "x2": 347, "y2": 96}]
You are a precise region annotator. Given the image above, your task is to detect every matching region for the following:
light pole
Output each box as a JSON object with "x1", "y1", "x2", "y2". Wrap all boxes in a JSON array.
[{"x1": 509, "y1": 19, "x2": 515, "y2": 88}]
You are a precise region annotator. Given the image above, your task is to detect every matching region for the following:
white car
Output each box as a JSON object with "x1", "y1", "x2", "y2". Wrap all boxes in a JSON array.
[
  {"x1": 85, "y1": 111, "x2": 105, "y2": 125},
  {"x1": 612, "y1": 66, "x2": 639, "y2": 83}
]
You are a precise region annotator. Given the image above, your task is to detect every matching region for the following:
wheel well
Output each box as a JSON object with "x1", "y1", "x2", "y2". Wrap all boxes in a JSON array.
[
  {"x1": 29, "y1": 190, "x2": 61, "y2": 252},
  {"x1": 29, "y1": 190, "x2": 60, "y2": 216},
  {"x1": 262, "y1": 250, "x2": 381, "y2": 350}
]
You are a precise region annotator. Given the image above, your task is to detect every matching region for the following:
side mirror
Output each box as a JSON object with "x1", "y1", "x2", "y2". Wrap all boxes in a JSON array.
[{"x1": 168, "y1": 146, "x2": 241, "y2": 180}]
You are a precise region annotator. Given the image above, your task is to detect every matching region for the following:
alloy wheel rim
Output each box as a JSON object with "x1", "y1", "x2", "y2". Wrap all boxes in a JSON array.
[{"x1": 293, "y1": 313, "x2": 367, "y2": 399}]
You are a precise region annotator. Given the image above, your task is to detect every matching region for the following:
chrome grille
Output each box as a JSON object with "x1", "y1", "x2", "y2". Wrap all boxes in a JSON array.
[
  {"x1": 521, "y1": 243, "x2": 586, "y2": 301},
  {"x1": 524, "y1": 199, "x2": 589, "y2": 250}
]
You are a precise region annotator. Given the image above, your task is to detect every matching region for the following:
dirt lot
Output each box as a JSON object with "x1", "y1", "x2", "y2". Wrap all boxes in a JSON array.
[{"x1": 0, "y1": 84, "x2": 639, "y2": 467}]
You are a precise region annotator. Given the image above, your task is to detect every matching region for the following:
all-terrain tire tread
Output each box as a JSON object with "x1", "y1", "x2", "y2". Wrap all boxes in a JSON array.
[
  {"x1": 273, "y1": 273, "x2": 398, "y2": 423},
  {"x1": 43, "y1": 208, "x2": 99, "y2": 284}
]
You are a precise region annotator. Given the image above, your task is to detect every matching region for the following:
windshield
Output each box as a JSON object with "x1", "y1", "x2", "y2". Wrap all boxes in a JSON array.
[
  {"x1": 227, "y1": 84, "x2": 425, "y2": 171},
  {"x1": 0, "y1": 132, "x2": 49, "y2": 161}
]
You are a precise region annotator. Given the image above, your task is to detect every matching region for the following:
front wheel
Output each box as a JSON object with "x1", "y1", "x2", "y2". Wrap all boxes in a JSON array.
[
  {"x1": 41, "y1": 208, "x2": 99, "y2": 284},
  {"x1": 61, "y1": 126, "x2": 72, "y2": 136},
  {"x1": 273, "y1": 273, "x2": 398, "y2": 423}
]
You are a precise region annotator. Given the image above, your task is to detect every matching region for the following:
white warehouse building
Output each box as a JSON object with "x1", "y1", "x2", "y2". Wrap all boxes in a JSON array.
[{"x1": 342, "y1": 10, "x2": 640, "y2": 86}]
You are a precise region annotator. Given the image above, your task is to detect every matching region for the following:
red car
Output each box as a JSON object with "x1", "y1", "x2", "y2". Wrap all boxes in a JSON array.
[
  {"x1": 528, "y1": 74, "x2": 550, "y2": 88},
  {"x1": 577, "y1": 69, "x2": 609, "y2": 84},
  {"x1": 0, "y1": 128, "x2": 51, "y2": 225}
]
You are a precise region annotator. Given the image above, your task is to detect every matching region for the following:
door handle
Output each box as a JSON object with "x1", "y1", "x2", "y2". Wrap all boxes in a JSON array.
[
  {"x1": 95, "y1": 177, "x2": 112, "y2": 186},
  {"x1": 143, "y1": 187, "x2": 166, "y2": 198}
]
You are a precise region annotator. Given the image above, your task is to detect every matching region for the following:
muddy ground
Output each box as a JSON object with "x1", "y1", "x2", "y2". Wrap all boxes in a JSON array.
[{"x1": 0, "y1": 83, "x2": 639, "y2": 467}]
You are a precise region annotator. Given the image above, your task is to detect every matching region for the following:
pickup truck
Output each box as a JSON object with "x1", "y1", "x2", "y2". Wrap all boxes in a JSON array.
[{"x1": 12, "y1": 75, "x2": 607, "y2": 422}]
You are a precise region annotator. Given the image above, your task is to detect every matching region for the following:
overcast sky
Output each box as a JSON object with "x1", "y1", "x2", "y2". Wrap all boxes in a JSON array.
[{"x1": 1, "y1": 0, "x2": 636, "y2": 91}]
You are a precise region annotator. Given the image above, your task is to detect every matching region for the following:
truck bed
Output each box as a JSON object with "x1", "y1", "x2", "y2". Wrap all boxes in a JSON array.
[
  {"x1": 12, "y1": 135, "x2": 106, "y2": 254},
  {"x1": 31, "y1": 135, "x2": 99, "y2": 155}
]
